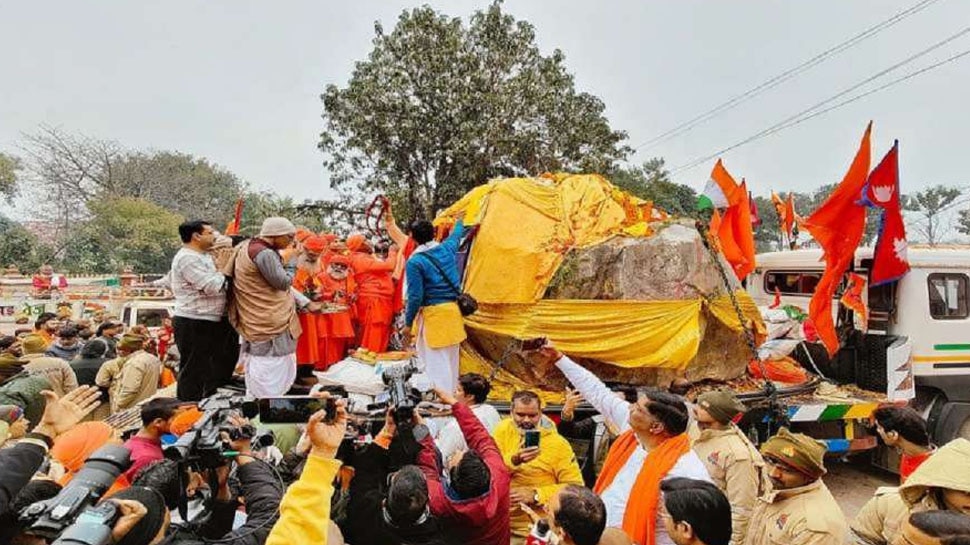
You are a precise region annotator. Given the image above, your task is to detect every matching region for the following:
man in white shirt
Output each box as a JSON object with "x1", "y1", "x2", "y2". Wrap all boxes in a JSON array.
[
  {"x1": 434, "y1": 372, "x2": 501, "y2": 461},
  {"x1": 532, "y1": 343, "x2": 711, "y2": 545},
  {"x1": 170, "y1": 220, "x2": 238, "y2": 401}
]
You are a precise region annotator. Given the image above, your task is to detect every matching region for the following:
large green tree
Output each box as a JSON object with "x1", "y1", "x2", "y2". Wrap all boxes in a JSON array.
[
  {"x1": 62, "y1": 197, "x2": 184, "y2": 273},
  {"x1": 0, "y1": 215, "x2": 52, "y2": 272},
  {"x1": 319, "y1": 3, "x2": 630, "y2": 221},
  {"x1": 611, "y1": 158, "x2": 698, "y2": 216}
]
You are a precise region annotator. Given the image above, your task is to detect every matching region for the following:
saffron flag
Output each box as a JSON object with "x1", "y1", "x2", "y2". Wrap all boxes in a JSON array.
[
  {"x1": 840, "y1": 272, "x2": 869, "y2": 328},
  {"x1": 698, "y1": 159, "x2": 742, "y2": 210},
  {"x1": 784, "y1": 192, "x2": 797, "y2": 237},
  {"x1": 862, "y1": 141, "x2": 910, "y2": 286},
  {"x1": 771, "y1": 191, "x2": 788, "y2": 233},
  {"x1": 225, "y1": 198, "x2": 244, "y2": 236},
  {"x1": 802, "y1": 122, "x2": 872, "y2": 356},
  {"x1": 732, "y1": 181, "x2": 757, "y2": 279}
]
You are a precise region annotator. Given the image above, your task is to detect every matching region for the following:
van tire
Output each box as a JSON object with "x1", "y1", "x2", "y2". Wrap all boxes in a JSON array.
[{"x1": 960, "y1": 416, "x2": 970, "y2": 442}]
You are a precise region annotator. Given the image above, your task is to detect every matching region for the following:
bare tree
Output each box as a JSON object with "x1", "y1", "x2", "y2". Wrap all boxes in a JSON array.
[{"x1": 904, "y1": 185, "x2": 965, "y2": 246}]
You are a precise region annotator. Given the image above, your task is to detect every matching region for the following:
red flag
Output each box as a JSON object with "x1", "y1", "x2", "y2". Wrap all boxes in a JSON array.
[
  {"x1": 770, "y1": 287, "x2": 782, "y2": 309},
  {"x1": 862, "y1": 141, "x2": 909, "y2": 286},
  {"x1": 802, "y1": 122, "x2": 872, "y2": 356},
  {"x1": 748, "y1": 189, "x2": 762, "y2": 227},
  {"x1": 225, "y1": 198, "x2": 244, "y2": 236}
]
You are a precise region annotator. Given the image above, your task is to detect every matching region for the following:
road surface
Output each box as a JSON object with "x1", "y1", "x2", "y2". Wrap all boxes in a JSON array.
[{"x1": 822, "y1": 457, "x2": 898, "y2": 519}]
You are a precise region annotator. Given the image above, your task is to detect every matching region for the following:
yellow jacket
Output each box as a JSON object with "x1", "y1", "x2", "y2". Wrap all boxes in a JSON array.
[
  {"x1": 494, "y1": 417, "x2": 584, "y2": 538},
  {"x1": 266, "y1": 453, "x2": 340, "y2": 545}
]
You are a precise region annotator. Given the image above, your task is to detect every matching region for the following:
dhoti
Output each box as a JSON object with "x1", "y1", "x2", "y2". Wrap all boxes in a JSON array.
[
  {"x1": 243, "y1": 352, "x2": 297, "y2": 397},
  {"x1": 415, "y1": 302, "x2": 466, "y2": 392}
]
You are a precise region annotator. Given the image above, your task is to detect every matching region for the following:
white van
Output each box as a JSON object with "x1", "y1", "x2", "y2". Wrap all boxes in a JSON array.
[{"x1": 750, "y1": 246, "x2": 970, "y2": 444}]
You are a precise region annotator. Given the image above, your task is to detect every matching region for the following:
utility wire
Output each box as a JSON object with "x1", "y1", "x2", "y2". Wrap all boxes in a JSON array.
[
  {"x1": 669, "y1": 27, "x2": 970, "y2": 175},
  {"x1": 632, "y1": 0, "x2": 943, "y2": 153}
]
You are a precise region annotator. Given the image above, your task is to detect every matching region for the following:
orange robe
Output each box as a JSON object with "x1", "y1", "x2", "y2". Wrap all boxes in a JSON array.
[
  {"x1": 294, "y1": 265, "x2": 356, "y2": 371},
  {"x1": 293, "y1": 265, "x2": 324, "y2": 368},
  {"x1": 349, "y1": 249, "x2": 397, "y2": 353},
  {"x1": 316, "y1": 273, "x2": 355, "y2": 369}
]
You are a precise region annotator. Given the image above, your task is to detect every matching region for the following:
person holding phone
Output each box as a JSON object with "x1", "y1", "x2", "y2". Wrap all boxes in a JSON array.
[{"x1": 493, "y1": 390, "x2": 584, "y2": 543}]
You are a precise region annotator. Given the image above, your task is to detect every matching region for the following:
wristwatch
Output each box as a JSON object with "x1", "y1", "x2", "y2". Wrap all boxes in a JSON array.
[{"x1": 532, "y1": 490, "x2": 540, "y2": 505}]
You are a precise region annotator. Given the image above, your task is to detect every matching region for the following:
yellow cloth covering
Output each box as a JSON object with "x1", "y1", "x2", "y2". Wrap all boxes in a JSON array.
[
  {"x1": 436, "y1": 173, "x2": 764, "y2": 381},
  {"x1": 418, "y1": 302, "x2": 467, "y2": 348},
  {"x1": 437, "y1": 173, "x2": 660, "y2": 304},
  {"x1": 466, "y1": 299, "x2": 702, "y2": 369}
]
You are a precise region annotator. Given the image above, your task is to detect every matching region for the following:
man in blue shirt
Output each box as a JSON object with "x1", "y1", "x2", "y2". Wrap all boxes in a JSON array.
[{"x1": 404, "y1": 220, "x2": 468, "y2": 391}]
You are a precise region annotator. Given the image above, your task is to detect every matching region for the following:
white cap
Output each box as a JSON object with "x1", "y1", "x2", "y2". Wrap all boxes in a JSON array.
[{"x1": 259, "y1": 217, "x2": 296, "y2": 237}]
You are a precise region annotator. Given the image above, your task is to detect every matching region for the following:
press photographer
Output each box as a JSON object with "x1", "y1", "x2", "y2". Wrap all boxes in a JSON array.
[
  {"x1": 121, "y1": 400, "x2": 284, "y2": 545},
  {"x1": 343, "y1": 404, "x2": 451, "y2": 545}
]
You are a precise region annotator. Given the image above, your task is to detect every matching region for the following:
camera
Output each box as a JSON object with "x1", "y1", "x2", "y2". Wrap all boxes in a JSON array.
[
  {"x1": 163, "y1": 392, "x2": 258, "y2": 468},
  {"x1": 369, "y1": 362, "x2": 421, "y2": 427},
  {"x1": 20, "y1": 445, "x2": 131, "y2": 543}
]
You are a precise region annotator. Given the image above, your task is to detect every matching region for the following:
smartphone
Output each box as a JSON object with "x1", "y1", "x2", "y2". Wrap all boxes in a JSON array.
[
  {"x1": 520, "y1": 337, "x2": 547, "y2": 352},
  {"x1": 524, "y1": 430, "x2": 541, "y2": 449},
  {"x1": 257, "y1": 396, "x2": 327, "y2": 424}
]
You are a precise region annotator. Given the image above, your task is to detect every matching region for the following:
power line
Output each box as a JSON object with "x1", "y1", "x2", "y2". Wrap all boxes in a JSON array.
[
  {"x1": 669, "y1": 27, "x2": 970, "y2": 175},
  {"x1": 631, "y1": 0, "x2": 943, "y2": 153}
]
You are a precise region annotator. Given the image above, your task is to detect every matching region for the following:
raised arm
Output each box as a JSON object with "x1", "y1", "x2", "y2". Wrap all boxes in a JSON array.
[{"x1": 555, "y1": 355, "x2": 630, "y2": 432}]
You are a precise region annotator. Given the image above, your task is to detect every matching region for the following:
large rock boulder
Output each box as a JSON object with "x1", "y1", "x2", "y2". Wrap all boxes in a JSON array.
[{"x1": 463, "y1": 220, "x2": 755, "y2": 389}]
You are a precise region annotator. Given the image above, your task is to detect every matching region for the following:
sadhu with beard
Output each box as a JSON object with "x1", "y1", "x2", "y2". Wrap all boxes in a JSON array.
[{"x1": 293, "y1": 235, "x2": 356, "y2": 371}]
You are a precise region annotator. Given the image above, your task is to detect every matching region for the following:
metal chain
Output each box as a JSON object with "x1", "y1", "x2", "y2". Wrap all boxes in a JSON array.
[
  {"x1": 694, "y1": 218, "x2": 786, "y2": 431},
  {"x1": 488, "y1": 338, "x2": 524, "y2": 383}
]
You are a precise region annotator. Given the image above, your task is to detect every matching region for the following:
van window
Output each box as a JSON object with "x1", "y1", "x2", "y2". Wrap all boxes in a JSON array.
[
  {"x1": 135, "y1": 309, "x2": 169, "y2": 328},
  {"x1": 928, "y1": 273, "x2": 969, "y2": 320},
  {"x1": 764, "y1": 271, "x2": 824, "y2": 296}
]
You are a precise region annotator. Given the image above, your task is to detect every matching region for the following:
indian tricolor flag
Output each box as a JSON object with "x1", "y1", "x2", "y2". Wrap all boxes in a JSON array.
[{"x1": 697, "y1": 159, "x2": 742, "y2": 210}]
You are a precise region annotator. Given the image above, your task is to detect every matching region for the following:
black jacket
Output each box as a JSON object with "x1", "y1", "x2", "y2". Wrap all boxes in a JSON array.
[
  {"x1": 557, "y1": 416, "x2": 600, "y2": 488},
  {"x1": 0, "y1": 439, "x2": 47, "y2": 516},
  {"x1": 0, "y1": 439, "x2": 51, "y2": 543},
  {"x1": 162, "y1": 459, "x2": 283, "y2": 545},
  {"x1": 343, "y1": 431, "x2": 454, "y2": 545},
  {"x1": 70, "y1": 356, "x2": 107, "y2": 387}
]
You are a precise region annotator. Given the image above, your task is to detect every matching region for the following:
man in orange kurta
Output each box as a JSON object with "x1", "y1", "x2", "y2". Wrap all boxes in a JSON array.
[{"x1": 346, "y1": 234, "x2": 397, "y2": 353}]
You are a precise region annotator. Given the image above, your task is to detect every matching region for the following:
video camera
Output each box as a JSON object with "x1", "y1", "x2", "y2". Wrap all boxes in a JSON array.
[
  {"x1": 163, "y1": 392, "x2": 259, "y2": 469},
  {"x1": 20, "y1": 445, "x2": 131, "y2": 545},
  {"x1": 369, "y1": 362, "x2": 422, "y2": 427}
]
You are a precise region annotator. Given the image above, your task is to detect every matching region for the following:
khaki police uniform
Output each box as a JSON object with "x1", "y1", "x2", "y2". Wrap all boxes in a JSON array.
[
  {"x1": 693, "y1": 425, "x2": 766, "y2": 545},
  {"x1": 744, "y1": 478, "x2": 848, "y2": 545}
]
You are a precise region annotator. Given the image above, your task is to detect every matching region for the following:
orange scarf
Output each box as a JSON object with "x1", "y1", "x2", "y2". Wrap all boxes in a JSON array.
[{"x1": 593, "y1": 431, "x2": 691, "y2": 545}]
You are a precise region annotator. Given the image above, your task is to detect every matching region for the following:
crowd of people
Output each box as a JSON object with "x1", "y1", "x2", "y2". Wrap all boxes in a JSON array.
[{"x1": 0, "y1": 210, "x2": 968, "y2": 545}]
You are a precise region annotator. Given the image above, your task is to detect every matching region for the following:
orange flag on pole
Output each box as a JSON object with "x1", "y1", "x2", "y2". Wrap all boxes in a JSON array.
[
  {"x1": 732, "y1": 181, "x2": 757, "y2": 279},
  {"x1": 802, "y1": 122, "x2": 872, "y2": 356},
  {"x1": 706, "y1": 162, "x2": 755, "y2": 281},
  {"x1": 225, "y1": 198, "x2": 244, "y2": 236}
]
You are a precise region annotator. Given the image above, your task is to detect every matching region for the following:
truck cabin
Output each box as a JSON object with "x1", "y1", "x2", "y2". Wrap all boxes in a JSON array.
[{"x1": 750, "y1": 246, "x2": 970, "y2": 445}]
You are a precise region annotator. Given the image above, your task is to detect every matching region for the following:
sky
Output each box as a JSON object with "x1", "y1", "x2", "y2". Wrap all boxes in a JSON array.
[{"x1": 2, "y1": 0, "x2": 969, "y2": 212}]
